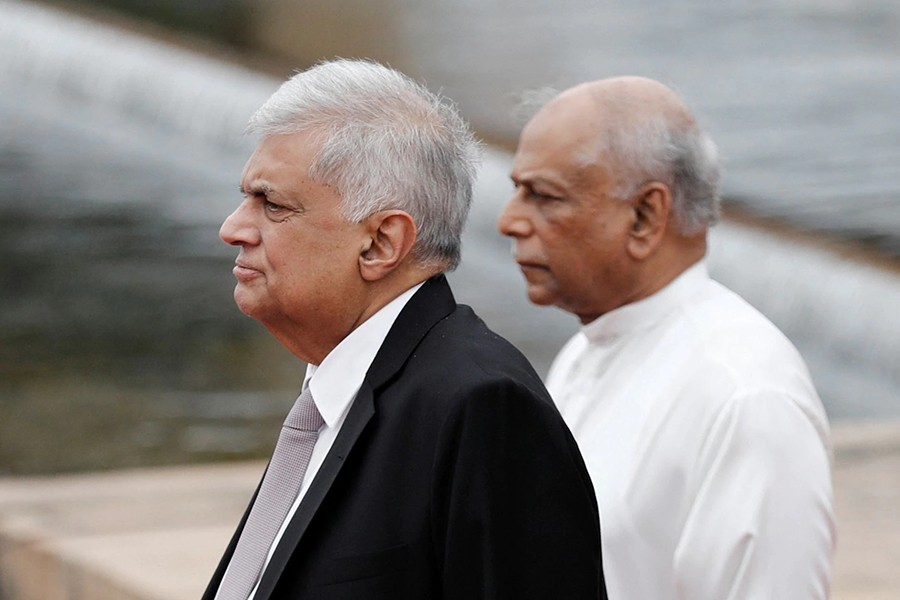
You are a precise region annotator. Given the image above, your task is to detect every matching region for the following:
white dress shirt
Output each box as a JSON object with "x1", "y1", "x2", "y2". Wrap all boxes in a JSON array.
[
  {"x1": 547, "y1": 262, "x2": 835, "y2": 600},
  {"x1": 219, "y1": 282, "x2": 423, "y2": 600}
]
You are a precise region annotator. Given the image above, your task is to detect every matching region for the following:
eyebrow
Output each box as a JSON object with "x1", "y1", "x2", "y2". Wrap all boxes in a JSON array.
[
  {"x1": 511, "y1": 172, "x2": 566, "y2": 194},
  {"x1": 239, "y1": 182, "x2": 274, "y2": 196}
]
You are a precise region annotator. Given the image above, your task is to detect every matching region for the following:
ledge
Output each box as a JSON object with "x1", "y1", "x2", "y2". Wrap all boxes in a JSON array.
[{"x1": 1, "y1": 422, "x2": 898, "y2": 599}]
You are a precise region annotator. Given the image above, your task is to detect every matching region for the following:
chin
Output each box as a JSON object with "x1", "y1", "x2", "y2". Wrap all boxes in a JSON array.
[
  {"x1": 233, "y1": 289, "x2": 264, "y2": 319},
  {"x1": 526, "y1": 287, "x2": 556, "y2": 307},
  {"x1": 234, "y1": 301, "x2": 259, "y2": 319}
]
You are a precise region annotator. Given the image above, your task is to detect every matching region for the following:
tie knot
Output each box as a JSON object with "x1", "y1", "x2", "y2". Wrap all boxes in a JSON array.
[{"x1": 283, "y1": 387, "x2": 324, "y2": 431}]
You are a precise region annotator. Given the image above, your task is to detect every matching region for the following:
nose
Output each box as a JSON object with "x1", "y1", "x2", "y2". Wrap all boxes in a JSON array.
[
  {"x1": 497, "y1": 192, "x2": 533, "y2": 238},
  {"x1": 219, "y1": 199, "x2": 260, "y2": 246}
]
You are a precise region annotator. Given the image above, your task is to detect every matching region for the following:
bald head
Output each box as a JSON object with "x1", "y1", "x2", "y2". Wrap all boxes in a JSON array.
[
  {"x1": 524, "y1": 76, "x2": 720, "y2": 235},
  {"x1": 573, "y1": 76, "x2": 694, "y2": 122}
]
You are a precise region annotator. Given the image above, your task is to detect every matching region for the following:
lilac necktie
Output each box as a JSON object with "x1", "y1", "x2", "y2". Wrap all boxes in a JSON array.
[{"x1": 217, "y1": 387, "x2": 324, "y2": 600}]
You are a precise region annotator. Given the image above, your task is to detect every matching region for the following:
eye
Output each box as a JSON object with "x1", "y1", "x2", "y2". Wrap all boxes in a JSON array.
[
  {"x1": 530, "y1": 189, "x2": 560, "y2": 202},
  {"x1": 264, "y1": 199, "x2": 284, "y2": 213},
  {"x1": 514, "y1": 181, "x2": 560, "y2": 202},
  {"x1": 264, "y1": 199, "x2": 295, "y2": 223}
]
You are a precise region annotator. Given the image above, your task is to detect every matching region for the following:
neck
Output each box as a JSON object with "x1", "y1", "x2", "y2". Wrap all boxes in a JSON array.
[
  {"x1": 356, "y1": 267, "x2": 436, "y2": 329},
  {"x1": 274, "y1": 264, "x2": 439, "y2": 366},
  {"x1": 632, "y1": 233, "x2": 707, "y2": 306}
]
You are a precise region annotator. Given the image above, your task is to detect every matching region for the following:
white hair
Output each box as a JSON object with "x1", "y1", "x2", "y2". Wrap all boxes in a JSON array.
[{"x1": 247, "y1": 59, "x2": 481, "y2": 271}]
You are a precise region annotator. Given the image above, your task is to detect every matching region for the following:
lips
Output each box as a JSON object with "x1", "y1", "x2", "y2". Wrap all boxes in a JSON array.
[
  {"x1": 233, "y1": 260, "x2": 263, "y2": 281},
  {"x1": 515, "y1": 257, "x2": 548, "y2": 271}
]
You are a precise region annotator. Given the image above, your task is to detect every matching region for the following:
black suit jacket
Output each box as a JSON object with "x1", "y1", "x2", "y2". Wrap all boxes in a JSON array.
[{"x1": 204, "y1": 276, "x2": 607, "y2": 599}]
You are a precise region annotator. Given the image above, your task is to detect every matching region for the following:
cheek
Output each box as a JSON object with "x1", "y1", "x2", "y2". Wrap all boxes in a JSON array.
[
  {"x1": 263, "y1": 237, "x2": 312, "y2": 288},
  {"x1": 548, "y1": 231, "x2": 611, "y2": 281},
  {"x1": 539, "y1": 222, "x2": 580, "y2": 263}
]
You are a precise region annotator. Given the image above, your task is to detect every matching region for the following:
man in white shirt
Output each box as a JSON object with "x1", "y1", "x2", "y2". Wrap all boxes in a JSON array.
[
  {"x1": 498, "y1": 76, "x2": 835, "y2": 599},
  {"x1": 204, "y1": 59, "x2": 607, "y2": 600}
]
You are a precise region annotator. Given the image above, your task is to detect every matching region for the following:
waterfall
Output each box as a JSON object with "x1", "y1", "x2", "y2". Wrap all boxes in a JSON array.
[
  {"x1": 0, "y1": 0, "x2": 272, "y2": 152},
  {"x1": 2, "y1": 0, "x2": 897, "y2": 418}
]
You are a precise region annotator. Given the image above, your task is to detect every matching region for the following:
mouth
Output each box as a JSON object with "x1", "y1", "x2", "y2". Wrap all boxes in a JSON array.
[
  {"x1": 515, "y1": 257, "x2": 547, "y2": 271},
  {"x1": 514, "y1": 259, "x2": 551, "y2": 285},
  {"x1": 233, "y1": 260, "x2": 263, "y2": 281}
]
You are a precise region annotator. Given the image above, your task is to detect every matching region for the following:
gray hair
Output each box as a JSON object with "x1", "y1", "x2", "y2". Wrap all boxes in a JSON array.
[
  {"x1": 518, "y1": 88, "x2": 721, "y2": 235},
  {"x1": 247, "y1": 59, "x2": 481, "y2": 271},
  {"x1": 605, "y1": 112, "x2": 721, "y2": 235}
]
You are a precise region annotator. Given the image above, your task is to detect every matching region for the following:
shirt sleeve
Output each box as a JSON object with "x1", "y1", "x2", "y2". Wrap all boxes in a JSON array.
[
  {"x1": 672, "y1": 389, "x2": 836, "y2": 599},
  {"x1": 430, "y1": 378, "x2": 607, "y2": 600}
]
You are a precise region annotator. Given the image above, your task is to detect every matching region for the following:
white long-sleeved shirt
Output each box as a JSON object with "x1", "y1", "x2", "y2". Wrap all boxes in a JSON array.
[{"x1": 547, "y1": 262, "x2": 835, "y2": 599}]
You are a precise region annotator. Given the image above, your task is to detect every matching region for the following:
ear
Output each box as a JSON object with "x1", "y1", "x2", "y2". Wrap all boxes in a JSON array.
[
  {"x1": 359, "y1": 210, "x2": 417, "y2": 282},
  {"x1": 625, "y1": 182, "x2": 671, "y2": 260}
]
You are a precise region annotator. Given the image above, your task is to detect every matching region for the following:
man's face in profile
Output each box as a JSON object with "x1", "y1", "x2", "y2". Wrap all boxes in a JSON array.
[
  {"x1": 498, "y1": 99, "x2": 637, "y2": 324},
  {"x1": 220, "y1": 131, "x2": 368, "y2": 335}
]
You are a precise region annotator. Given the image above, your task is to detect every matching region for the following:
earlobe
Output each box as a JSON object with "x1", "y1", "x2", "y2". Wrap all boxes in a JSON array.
[{"x1": 359, "y1": 210, "x2": 417, "y2": 281}]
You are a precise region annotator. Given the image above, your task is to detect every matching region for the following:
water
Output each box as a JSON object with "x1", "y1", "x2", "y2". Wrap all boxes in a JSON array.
[
  {"x1": 1, "y1": 0, "x2": 898, "y2": 475},
  {"x1": 387, "y1": 0, "x2": 900, "y2": 257},
  {"x1": 43, "y1": 0, "x2": 900, "y2": 256},
  {"x1": 0, "y1": 3, "x2": 298, "y2": 474}
]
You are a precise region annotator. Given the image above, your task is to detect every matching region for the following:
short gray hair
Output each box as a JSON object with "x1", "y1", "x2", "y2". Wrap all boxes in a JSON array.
[
  {"x1": 247, "y1": 59, "x2": 481, "y2": 271},
  {"x1": 605, "y1": 112, "x2": 721, "y2": 235}
]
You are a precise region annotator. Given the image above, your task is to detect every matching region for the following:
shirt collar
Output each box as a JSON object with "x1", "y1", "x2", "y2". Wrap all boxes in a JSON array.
[
  {"x1": 581, "y1": 261, "x2": 709, "y2": 343},
  {"x1": 302, "y1": 282, "x2": 424, "y2": 427}
]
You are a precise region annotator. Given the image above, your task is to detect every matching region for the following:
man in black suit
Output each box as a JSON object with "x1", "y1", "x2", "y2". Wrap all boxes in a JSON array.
[{"x1": 204, "y1": 59, "x2": 606, "y2": 600}]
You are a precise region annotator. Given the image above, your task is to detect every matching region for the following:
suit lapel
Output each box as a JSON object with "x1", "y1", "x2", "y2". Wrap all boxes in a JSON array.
[
  {"x1": 251, "y1": 275, "x2": 457, "y2": 600},
  {"x1": 365, "y1": 274, "x2": 457, "y2": 390}
]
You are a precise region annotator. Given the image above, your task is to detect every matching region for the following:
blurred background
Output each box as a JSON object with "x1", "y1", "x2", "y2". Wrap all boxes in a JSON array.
[{"x1": 1, "y1": 0, "x2": 898, "y2": 480}]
